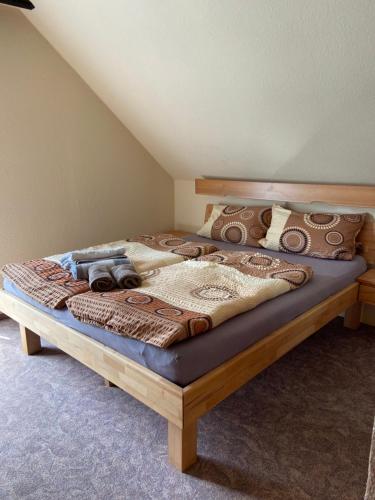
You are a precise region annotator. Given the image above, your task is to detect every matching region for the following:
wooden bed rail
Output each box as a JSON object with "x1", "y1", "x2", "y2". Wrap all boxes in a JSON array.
[
  {"x1": 182, "y1": 283, "x2": 359, "y2": 425},
  {"x1": 0, "y1": 282, "x2": 360, "y2": 471},
  {"x1": 0, "y1": 291, "x2": 184, "y2": 427}
]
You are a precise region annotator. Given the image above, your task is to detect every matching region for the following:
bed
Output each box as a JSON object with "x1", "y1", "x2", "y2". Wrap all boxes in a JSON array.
[{"x1": 0, "y1": 179, "x2": 374, "y2": 471}]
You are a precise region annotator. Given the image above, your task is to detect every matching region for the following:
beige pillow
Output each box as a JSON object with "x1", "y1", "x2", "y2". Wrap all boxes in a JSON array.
[
  {"x1": 197, "y1": 204, "x2": 272, "y2": 248},
  {"x1": 259, "y1": 205, "x2": 365, "y2": 260}
]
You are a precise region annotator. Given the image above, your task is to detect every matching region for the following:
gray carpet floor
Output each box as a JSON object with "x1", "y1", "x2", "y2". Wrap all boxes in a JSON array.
[{"x1": 0, "y1": 317, "x2": 374, "y2": 500}]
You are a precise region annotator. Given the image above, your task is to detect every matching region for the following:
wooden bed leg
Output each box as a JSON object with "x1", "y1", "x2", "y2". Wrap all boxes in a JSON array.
[
  {"x1": 344, "y1": 302, "x2": 362, "y2": 330},
  {"x1": 19, "y1": 325, "x2": 42, "y2": 355},
  {"x1": 168, "y1": 420, "x2": 197, "y2": 471},
  {"x1": 103, "y1": 378, "x2": 117, "y2": 387}
]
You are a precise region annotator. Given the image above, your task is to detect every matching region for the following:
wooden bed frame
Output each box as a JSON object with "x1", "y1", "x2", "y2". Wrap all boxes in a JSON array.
[{"x1": 0, "y1": 179, "x2": 374, "y2": 471}]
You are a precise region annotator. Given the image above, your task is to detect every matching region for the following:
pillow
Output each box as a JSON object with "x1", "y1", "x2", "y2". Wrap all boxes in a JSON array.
[
  {"x1": 197, "y1": 204, "x2": 272, "y2": 248},
  {"x1": 259, "y1": 205, "x2": 365, "y2": 260}
]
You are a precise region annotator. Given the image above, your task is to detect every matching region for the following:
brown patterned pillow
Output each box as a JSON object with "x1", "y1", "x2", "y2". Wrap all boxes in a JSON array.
[
  {"x1": 259, "y1": 205, "x2": 366, "y2": 260},
  {"x1": 197, "y1": 204, "x2": 272, "y2": 248}
]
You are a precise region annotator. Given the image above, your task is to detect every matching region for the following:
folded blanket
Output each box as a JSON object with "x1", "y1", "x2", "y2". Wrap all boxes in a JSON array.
[
  {"x1": 88, "y1": 264, "x2": 116, "y2": 292},
  {"x1": 111, "y1": 261, "x2": 141, "y2": 289},
  {"x1": 128, "y1": 233, "x2": 218, "y2": 259},
  {"x1": 49, "y1": 234, "x2": 217, "y2": 275},
  {"x1": 1, "y1": 259, "x2": 89, "y2": 309},
  {"x1": 120, "y1": 233, "x2": 218, "y2": 273},
  {"x1": 67, "y1": 250, "x2": 313, "y2": 348}
]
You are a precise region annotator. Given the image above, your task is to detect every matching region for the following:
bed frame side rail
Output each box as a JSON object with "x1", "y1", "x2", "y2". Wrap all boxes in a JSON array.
[
  {"x1": 182, "y1": 283, "x2": 359, "y2": 424},
  {"x1": 0, "y1": 290, "x2": 184, "y2": 428},
  {"x1": 0, "y1": 282, "x2": 359, "y2": 471}
]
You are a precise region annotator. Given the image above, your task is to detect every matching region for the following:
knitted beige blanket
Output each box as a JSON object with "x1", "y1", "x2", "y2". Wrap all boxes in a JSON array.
[{"x1": 67, "y1": 250, "x2": 313, "y2": 348}]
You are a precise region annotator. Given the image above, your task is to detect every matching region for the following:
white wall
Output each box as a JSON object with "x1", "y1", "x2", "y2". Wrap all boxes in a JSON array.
[
  {"x1": 24, "y1": 0, "x2": 375, "y2": 184},
  {"x1": 0, "y1": 7, "x2": 174, "y2": 268}
]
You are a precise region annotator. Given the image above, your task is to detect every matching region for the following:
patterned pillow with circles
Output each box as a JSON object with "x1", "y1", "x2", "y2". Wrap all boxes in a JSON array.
[
  {"x1": 197, "y1": 204, "x2": 272, "y2": 248},
  {"x1": 259, "y1": 205, "x2": 366, "y2": 260}
]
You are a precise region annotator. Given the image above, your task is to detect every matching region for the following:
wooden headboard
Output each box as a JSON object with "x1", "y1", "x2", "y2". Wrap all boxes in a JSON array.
[{"x1": 195, "y1": 178, "x2": 375, "y2": 265}]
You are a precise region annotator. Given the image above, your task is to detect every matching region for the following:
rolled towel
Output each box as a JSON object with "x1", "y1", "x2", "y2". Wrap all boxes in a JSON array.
[
  {"x1": 88, "y1": 264, "x2": 116, "y2": 292},
  {"x1": 111, "y1": 262, "x2": 142, "y2": 289},
  {"x1": 76, "y1": 257, "x2": 128, "y2": 280}
]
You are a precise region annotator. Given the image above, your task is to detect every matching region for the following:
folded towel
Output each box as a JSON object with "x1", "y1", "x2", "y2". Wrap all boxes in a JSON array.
[
  {"x1": 60, "y1": 245, "x2": 126, "y2": 267},
  {"x1": 111, "y1": 261, "x2": 141, "y2": 289},
  {"x1": 88, "y1": 264, "x2": 116, "y2": 292},
  {"x1": 60, "y1": 245, "x2": 126, "y2": 279}
]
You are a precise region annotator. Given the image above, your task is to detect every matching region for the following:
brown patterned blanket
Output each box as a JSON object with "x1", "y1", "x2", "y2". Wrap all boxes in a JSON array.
[
  {"x1": 126, "y1": 233, "x2": 218, "y2": 266},
  {"x1": 66, "y1": 250, "x2": 313, "y2": 348},
  {"x1": 1, "y1": 233, "x2": 217, "y2": 309},
  {"x1": 1, "y1": 259, "x2": 89, "y2": 309}
]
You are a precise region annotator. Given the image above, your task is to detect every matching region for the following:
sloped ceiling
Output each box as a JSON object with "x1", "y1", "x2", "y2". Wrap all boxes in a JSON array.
[{"x1": 24, "y1": 1, "x2": 375, "y2": 182}]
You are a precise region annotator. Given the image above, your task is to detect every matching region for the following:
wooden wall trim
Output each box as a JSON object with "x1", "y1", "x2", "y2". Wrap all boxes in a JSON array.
[{"x1": 195, "y1": 178, "x2": 375, "y2": 207}]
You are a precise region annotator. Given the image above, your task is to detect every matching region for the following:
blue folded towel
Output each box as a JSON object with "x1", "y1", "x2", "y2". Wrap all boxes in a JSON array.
[{"x1": 60, "y1": 245, "x2": 127, "y2": 280}]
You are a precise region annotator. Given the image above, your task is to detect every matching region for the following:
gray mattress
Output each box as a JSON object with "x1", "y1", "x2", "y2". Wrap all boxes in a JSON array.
[{"x1": 3, "y1": 235, "x2": 367, "y2": 387}]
